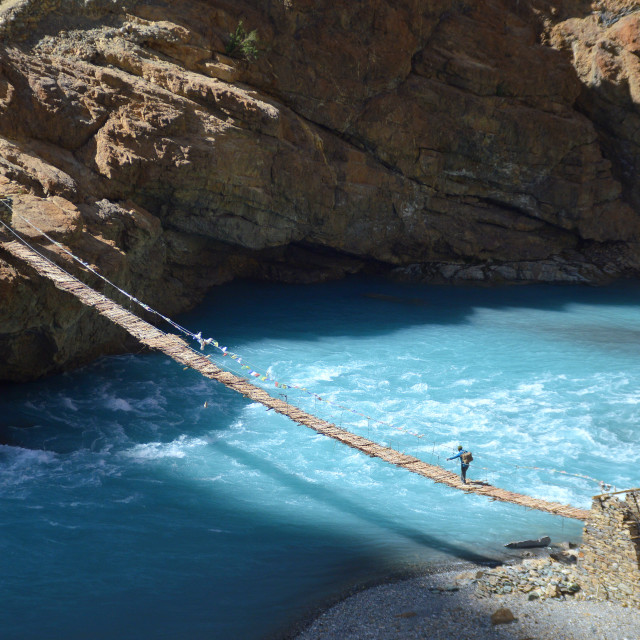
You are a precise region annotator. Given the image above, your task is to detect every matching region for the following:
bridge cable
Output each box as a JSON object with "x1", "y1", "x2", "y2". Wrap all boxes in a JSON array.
[{"x1": 0, "y1": 198, "x2": 606, "y2": 489}]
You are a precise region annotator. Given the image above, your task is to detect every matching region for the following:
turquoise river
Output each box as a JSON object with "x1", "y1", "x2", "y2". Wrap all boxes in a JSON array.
[{"x1": 1, "y1": 277, "x2": 639, "y2": 639}]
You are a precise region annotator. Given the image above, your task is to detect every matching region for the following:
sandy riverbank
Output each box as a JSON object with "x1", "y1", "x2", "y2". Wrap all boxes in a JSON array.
[{"x1": 294, "y1": 565, "x2": 640, "y2": 640}]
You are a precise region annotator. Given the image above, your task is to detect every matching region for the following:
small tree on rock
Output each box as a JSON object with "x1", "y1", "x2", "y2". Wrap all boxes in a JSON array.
[{"x1": 225, "y1": 21, "x2": 259, "y2": 61}]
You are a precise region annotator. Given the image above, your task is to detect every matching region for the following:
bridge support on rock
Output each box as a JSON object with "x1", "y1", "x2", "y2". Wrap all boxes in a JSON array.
[{"x1": 0, "y1": 234, "x2": 590, "y2": 521}]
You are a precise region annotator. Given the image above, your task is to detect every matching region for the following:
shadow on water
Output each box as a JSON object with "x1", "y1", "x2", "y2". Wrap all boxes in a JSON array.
[
  {"x1": 180, "y1": 275, "x2": 640, "y2": 346},
  {"x1": 211, "y1": 440, "x2": 502, "y2": 567}
]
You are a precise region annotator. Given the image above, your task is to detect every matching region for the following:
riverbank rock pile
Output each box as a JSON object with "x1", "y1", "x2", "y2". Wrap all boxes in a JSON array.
[
  {"x1": 456, "y1": 492, "x2": 640, "y2": 609},
  {"x1": 464, "y1": 550, "x2": 582, "y2": 602}
]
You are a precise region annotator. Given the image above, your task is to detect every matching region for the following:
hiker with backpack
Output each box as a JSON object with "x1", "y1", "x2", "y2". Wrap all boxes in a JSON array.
[{"x1": 447, "y1": 445, "x2": 473, "y2": 484}]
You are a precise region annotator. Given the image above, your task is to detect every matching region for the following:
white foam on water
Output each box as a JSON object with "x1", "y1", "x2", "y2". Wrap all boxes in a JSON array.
[
  {"x1": 45, "y1": 520, "x2": 78, "y2": 529},
  {"x1": 314, "y1": 469, "x2": 347, "y2": 482},
  {"x1": 397, "y1": 353, "x2": 428, "y2": 362},
  {"x1": 515, "y1": 381, "x2": 545, "y2": 395},
  {"x1": 293, "y1": 361, "x2": 364, "y2": 386},
  {"x1": 0, "y1": 446, "x2": 60, "y2": 489},
  {"x1": 0, "y1": 445, "x2": 126, "y2": 500},
  {"x1": 135, "y1": 396, "x2": 166, "y2": 412},
  {"x1": 113, "y1": 494, "x2": 141, "y2": 504},
  {"x1": 533, "y1": 482, "x2": 587, "y2": 508},
  {"x1": 124, "y1": 435, "x2": 208, "y2": 461},
  {"x1": 230, "y1": 437, "x2": 288, "y2": 456},
  {"x1": 452, "y1": 378, "x2": 477, "y2": 387},
  {"x1": 0, "y1": 445, "x2": 57, "y2": 464},
  {"x1": 399, "y1": 371, "x2": 421, "y2": 381},
  {"x1": 104, "y1": 396, "x2": 133, "y2": 412},
  {"x1": 61, "y1": 397, "x2": 78, "y2": 411}
]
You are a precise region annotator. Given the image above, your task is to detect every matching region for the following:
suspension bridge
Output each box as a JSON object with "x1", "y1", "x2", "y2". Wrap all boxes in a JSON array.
[{"x1": 0, "y1": 202, "x2": 591, "y2": 521}]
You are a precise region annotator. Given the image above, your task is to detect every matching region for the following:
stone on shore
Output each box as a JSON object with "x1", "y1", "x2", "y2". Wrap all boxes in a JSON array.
[
  {"x1": 490, "y1": 607, "x2": 516, "y2": 625},
  {"x1": 505, "y1": 536, "x2": 551, "y2": 549}
]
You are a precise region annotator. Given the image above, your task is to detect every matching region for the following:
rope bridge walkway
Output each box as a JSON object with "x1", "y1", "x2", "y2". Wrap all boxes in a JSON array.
[{"x1": 0, "y1": 232, "x2": 590, "y2": 521}]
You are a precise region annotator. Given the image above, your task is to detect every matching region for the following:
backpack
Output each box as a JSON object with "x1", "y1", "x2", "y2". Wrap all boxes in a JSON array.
[{"x1": 461, "y1": 451, "x2": 473, "y2": 464}]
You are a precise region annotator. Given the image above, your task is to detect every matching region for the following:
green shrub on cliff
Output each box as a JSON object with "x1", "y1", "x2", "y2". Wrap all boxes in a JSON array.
[{"x1": 225, "y1": 21, "x2": 259, "y2": 61}]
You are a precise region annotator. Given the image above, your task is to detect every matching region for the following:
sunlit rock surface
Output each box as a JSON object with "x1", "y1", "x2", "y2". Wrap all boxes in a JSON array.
[{"x1": 2, "y1": 0, "x2": 640, "y2": 379}]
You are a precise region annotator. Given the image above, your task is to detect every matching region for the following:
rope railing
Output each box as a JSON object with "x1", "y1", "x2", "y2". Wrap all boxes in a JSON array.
[
  {"x1": 0, "y1": 197, "x2": 193, "y2": 338},
  {"x1": 0, "y1": 197, "x2": 607, "y2": 493},
  {"x1": 0, "y1": 230, "x2": 595, "y2": 520},
  {"x1": 0, "y1": 197, "x2": 432, "y2": 439}
]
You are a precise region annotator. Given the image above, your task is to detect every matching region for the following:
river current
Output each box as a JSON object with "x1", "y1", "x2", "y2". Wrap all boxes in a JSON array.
[{"x1": 2, "y1": 277, "x2": 639, "y2": 639}]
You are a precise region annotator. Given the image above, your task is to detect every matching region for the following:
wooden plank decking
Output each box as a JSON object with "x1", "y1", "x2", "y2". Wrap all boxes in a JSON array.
[{"x1": 0, "y1": 236, "x2": 590, "y2": 521}]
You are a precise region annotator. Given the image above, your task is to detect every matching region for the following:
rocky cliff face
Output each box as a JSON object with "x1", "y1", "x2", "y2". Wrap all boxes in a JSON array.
[{"x1": 1, "y1": 0, "x2": 640, "y2": 380}]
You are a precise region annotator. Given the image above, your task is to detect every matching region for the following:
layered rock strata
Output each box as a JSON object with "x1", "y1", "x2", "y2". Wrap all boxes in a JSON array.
[{"x1": 2, "y1": 0, "x2": 640, "y2": 378}]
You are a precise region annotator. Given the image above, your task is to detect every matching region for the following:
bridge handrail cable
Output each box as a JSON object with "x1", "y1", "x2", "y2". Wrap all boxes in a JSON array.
[{"x1": 0, "y1": 198, "x2": 606, "y2": 491}]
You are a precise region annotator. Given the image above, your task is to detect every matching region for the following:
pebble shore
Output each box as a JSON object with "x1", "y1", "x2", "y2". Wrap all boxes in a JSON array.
[{"x1": 295, "y1": 558, "x2": 640, "y2": 640}]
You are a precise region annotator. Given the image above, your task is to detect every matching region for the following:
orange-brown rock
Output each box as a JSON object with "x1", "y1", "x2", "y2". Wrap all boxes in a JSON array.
[
  {"x1": 1, "y1": 0, "x2": 640, "y2": 379},
  {"x1": 542, "y1": 0, "x2": 640, "y2": 212}
]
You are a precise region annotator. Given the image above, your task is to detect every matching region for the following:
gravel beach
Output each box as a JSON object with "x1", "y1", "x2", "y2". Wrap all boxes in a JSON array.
[{"x1": 295, "y1": 567, "x2": 640, "y2": 640}]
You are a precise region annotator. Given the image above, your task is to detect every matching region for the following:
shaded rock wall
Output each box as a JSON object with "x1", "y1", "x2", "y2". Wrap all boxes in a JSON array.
[{"x1": 2, "y1": 0, "x2": 640, "y2": 379}]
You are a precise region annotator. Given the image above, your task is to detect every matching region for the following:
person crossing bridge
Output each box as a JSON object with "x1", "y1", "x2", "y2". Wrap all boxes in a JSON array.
[{"x1": 447, "y1": 445, "x2": 473, "y2": 484}]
